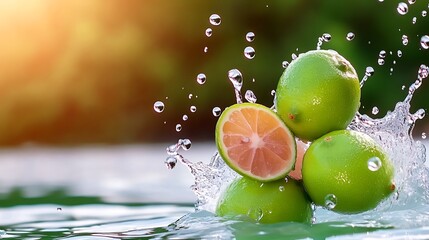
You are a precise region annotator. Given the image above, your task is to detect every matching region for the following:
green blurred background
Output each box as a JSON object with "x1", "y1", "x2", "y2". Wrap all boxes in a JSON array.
[{"x1": 0, "y1": 0, "x2": 427, "y2": 145}]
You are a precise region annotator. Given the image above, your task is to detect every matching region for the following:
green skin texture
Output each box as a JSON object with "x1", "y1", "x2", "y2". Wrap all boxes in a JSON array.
[
  {"x1": 275, "y1": 50, "x2": 361, "y2": 141},
  {"x1": 216, "y1": 177, "x2": 313, "y2": 224},
  {"x1": 216, "y1": 103, "x2": 297, "y2": 182},
  {"x1": 302, "y1": 130, "x2": 395, "y2": 214}
]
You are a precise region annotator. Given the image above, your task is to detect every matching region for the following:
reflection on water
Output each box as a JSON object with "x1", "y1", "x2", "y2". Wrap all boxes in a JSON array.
[{"x1": 0, "y1": 143, "x2": 216, "y2": 204}]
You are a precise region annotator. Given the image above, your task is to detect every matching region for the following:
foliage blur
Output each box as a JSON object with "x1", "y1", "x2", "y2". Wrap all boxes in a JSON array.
[{"x1": 0, "y1": 0, "x2": 427, "y2": 145}]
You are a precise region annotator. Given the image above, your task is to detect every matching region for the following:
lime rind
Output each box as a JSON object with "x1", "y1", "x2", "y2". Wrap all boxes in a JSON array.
[{"x1": 215, "y1": 103, "x2": 297, "y2": 182}]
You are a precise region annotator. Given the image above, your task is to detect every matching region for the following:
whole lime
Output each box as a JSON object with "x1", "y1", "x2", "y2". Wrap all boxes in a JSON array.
[
  {"x1": 275, "y1": 50, "x2": 360, "y2": 141},
  {"x1": 302, "y1": 130, "x2": 395, "y2": 214},
  {"x1": 216, "y1": 177, "x2": 313, "y2": 223}
]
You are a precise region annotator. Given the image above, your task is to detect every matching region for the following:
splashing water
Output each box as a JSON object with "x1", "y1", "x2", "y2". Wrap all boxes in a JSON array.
[
  {"x1": 316, "y1": 33, "x2": 332, "y2": 50},
  {"x1": 165, "y1": 60, "x2": 429, "y2": 218}
]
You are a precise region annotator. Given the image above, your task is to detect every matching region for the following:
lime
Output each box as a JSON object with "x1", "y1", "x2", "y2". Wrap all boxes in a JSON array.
[
  {"x1": 215, "y1": 103, "x2": 296, "y2": 182},
  {"x1": 216, "y1": 177, "x2": 313, "y2": 223},
  {"x1": 275, "y1": 50, "x2": 361, "y2": 141},
  {"x1": 302, "y1": 130, "x2": 395, "y2": 213}
]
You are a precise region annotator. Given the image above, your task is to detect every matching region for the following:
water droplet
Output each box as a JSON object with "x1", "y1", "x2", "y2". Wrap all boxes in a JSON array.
[
  {"x1": 244, "y1": 46, "x2": 255, "y2": 59},
  {"x1": 190, "y1": 106, "x2": 197, "y2": 112},
  {"x1": 228, "y1": 69, "x2": 244, "y2": 103},
  {"x1": 271, "y1": 90, "x2": 276, "y2": 96},
  {"x1": 368, "y1": 157, "x2": 382, "y2": 171},
  {"x1": 346, "y1": 32, "x2": 355, "y2": 41},
  {"x1": 205, "y1": 28, "x2": 212, "y2": 37},
  {"x1": 228, "y1": 69, "x2": 243, "y2": 90},
  {"x1": 245, "y1": 90, "x2": 257, "y2": 103},
  {"x1": 322, "y1": 33, "x2": 332, "y2": 42},
  {"x1": 209, "y1": 14, "x2": 221, "y2": 26},
  {"x1": 324, "y1": 194, "x2": 337, "y2": 210},
  {"x1": 379, "y1": 50, "x2": 386, "y2": 58},
  {"x1": 311, "y1": 203, "x2": 317, "y2": 211},
  {"x1": 153, "y1": 101, "x2": 165, "y2": 113},
  {"x1": 365, "y1": 66, "x2": 375, "y2": 76},
  {"x1": 165, "y1": 156, "x2": 177, "y2": 169},
  {"x1": 197, "y1": 73, "x2": 207, "y2": 85},
  {"x1": 203, "y1": 47, "x2": 208, "y2": 53},
  {"x1": 397, "y1": 50, "x2": 403, "y2": 57},
  {"x1": 179, "y1": 138, "x2": 192, "y2": 150},
  {"x1": 379, "y1": 0, "x2": 384, "y2": 2},
  {"x1": 311, "y1": 217, "x2": 317, "y2": 224},
  {"x1": 188, "y1": 94, "x2": 193, "y2": 99},
  {"x1": 246, "y1": 32, "x2": 255, "y2": 42},
  {"x1": 372, "y1": 106, "x2": 379, "y2": 115},
  {"x1": 279, "y1": 186, "x2": 285, "y2": 192},
  {"x1": 284, "y1": 177, "x2": 289, "y2": 183},
  {"x1": 282, "y1": 61, "x2": 289, "y2": 68},
  {"x1": 176, "y1": 124, "x2": 182, "y2": 132},
  {"x1": 291, "y1": 53, "x2": 298, "y2": 60},
  {"x1": 57, "y1": 207, "x2": 62, "y2": 211},
  {"x1": 241, "y1": 137, "x2": 250, "y2": 143},
  {"x1": 408, "y1": 0, "x2": 416, "y2": 4},
  {"x1": 316, "y1": 33, "x2": 331, "y2": 50},
  {"x1": 412, "y1": 17, "x2": 417, "y2": 24},
  {"x1": 247, "y1": 208, "x2": 264, "y2": 222},
  {"x1": 402, "y1": 35, "x2": 409, "y2": 45},
  {"x1": 420, "y1": 35, "x2": 429, "y2": 49},
  {"x1": 212, "y1": 107, "x2": 222, "y2": 117},
  {"x1": 402, "y1": 85, "x2": 406, "y2": 90},
  {"x1": 397, "y1": 2, "x2": 408, "y2": 15},
  {"x1": 423, "y1": 10, "x2": 427, "y2": 17},
  {"x1": 421, "y1": 132, "x2": 427, "y2": 139},
  {"x1": 182, "y1": 115, "x2": 188, "y2": 121},
  {"x1": 378, "y1": 58, "x2": 385, "y2": 65},
  {"x1": 418, "y1": 64, "x2": 429, "y2": 79}
]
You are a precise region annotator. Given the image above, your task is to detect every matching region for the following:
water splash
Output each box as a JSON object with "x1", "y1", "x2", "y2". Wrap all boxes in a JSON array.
[
  {"x1": 166, "y1": 63, "x2": 428, "y2": 214},
  {"x1": 316, "y1": 33, "x2": 332, "y2": 50},
  {"x1": 360, "y1": 66, "x2": 375, "y2": 88},
  {"x1": 349, "y1": 64, "x2": 429, "y2": 207}
]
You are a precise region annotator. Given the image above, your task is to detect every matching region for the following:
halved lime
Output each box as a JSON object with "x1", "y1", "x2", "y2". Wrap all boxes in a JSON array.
[{"x1": 216, "y1": 103, "x2": 297, "y2": 182}]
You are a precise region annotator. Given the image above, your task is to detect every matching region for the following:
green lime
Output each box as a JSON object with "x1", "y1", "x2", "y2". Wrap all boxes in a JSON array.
[
  {"x1": 275, "y1": 50, "x2": 361, "y2": 141},
  {"x1": 215, "y1": 103, "x2": 297, "y2": 182},
  {"x1": 216, "y1": 177, "x2": 313, "y2": 223},
  {"x1": 302, "y1": 130, "x2": 395, "y2": 213}
]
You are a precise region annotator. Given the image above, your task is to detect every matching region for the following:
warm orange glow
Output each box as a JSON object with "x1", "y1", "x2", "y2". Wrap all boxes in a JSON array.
[{"x1": 0, "y1": 1, "x2": 162, "y2": 145}]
